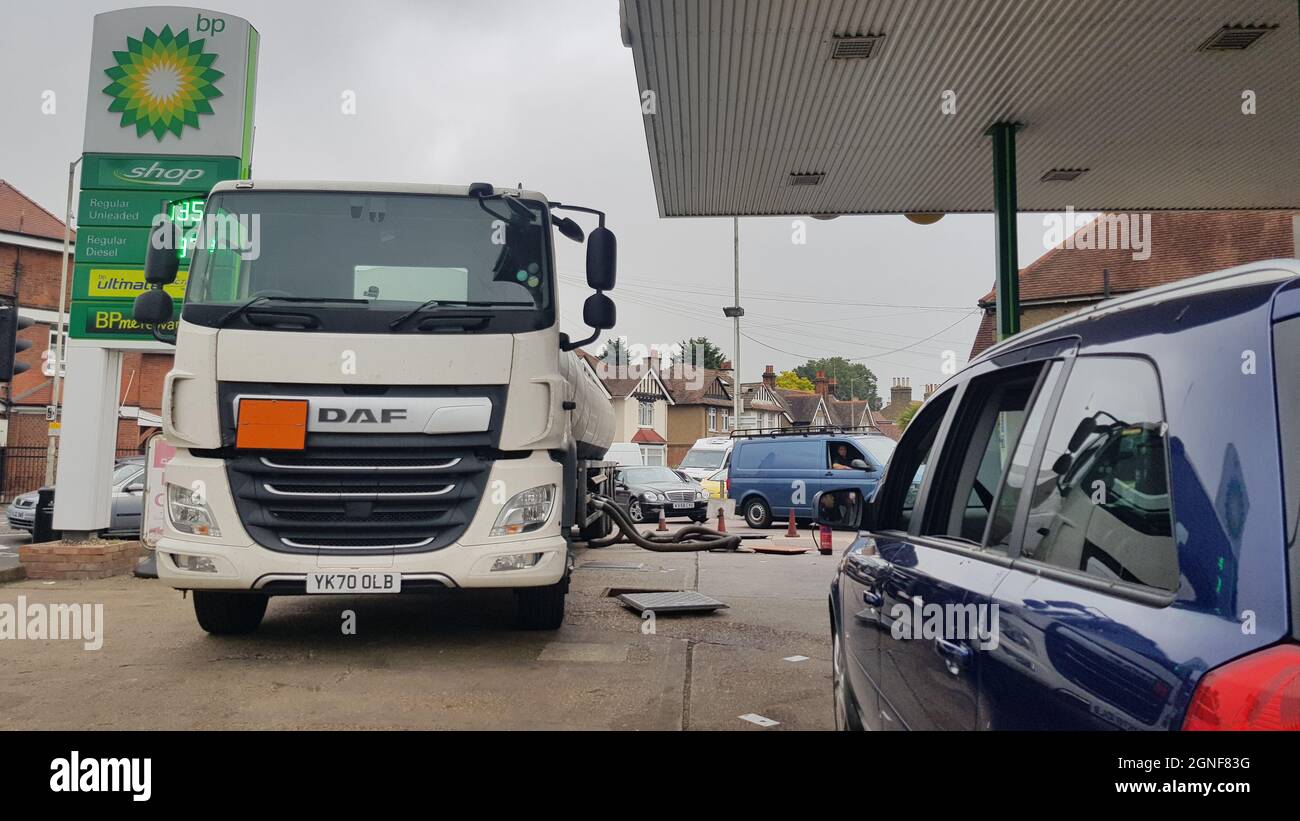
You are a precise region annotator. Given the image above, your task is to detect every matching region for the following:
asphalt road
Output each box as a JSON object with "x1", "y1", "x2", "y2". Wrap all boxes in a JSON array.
[{"x1": 0, "y1": 508, "x2": 849, "y2": 730}]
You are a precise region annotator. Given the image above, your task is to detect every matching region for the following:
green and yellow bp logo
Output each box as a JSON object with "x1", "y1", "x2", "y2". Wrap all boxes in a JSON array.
[{"x1": 102, "y1": 25, "x2": 224, "y2": 141}]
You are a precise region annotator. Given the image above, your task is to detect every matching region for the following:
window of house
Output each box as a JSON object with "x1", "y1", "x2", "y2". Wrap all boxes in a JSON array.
[
  {"x1": 722, "y1": 413, "x2": 731, "y2": 432},
  {"x1": 640, "y1": 445, "x2": 665, "y2": 466},
  {"x1": 707, "y1": 407, "x2": 717, "y2": 432},
  {"x1": 1019, "y1": 356, "x2": 1177, "y2": 591},
  {"x1": 638, "y1": 400, "x2": 653, "y2": 427},
  {"x1": 875, "y1": 391, "x2": 953, "y2": 532}
]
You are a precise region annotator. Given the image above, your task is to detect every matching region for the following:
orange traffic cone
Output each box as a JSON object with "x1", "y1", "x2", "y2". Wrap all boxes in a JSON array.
[
  {"x1": 785, "y1": 509, "x2": 799, "y2": 538},
  {"x1": 715, "y1": 506, "x2": 727, "y2": 533},
  {"x1": 657, "y1": 507, "x2": 668, "y2": 532}
]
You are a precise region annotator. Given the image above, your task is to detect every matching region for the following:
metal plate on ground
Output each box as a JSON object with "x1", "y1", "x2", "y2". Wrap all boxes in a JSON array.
[
  {"x1": 750, "y1": 544, "x2": 812, "y2": 555},
  {"x1": 582, "y1": 561, "x2": 646, "y2": 570},
  {"x1": 618, "y1": 591, "x2": 728, "y2": 614}
]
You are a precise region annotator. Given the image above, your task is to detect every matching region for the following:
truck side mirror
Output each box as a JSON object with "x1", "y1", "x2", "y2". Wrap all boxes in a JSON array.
[
  {"x1": 133, "y1": 288, "x2": 174, "y2": 326},
  {"x1": 554, "y1": 216, "x2": 585, "y2": 243},
  {"x1": 586, "y1": 226, "x2": 616, "y2": 291},
  {"x1": 145, "y1": 218, "x2": 181, "y2": 286},
  {"x1": 583, "y1": 293, "x2": 616, "y2": 330},
  {"x1": 817, "y1": 488, "x2": 866, "y2": 531}
]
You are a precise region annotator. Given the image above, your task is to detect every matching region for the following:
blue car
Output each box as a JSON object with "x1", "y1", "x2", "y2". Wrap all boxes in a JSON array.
[
  {"x1": 728, "y1": 428, "x2": 896, "y2": 528},
  {"x1": 827, "y1": 259, "x2": 1300, "y2": 730}
]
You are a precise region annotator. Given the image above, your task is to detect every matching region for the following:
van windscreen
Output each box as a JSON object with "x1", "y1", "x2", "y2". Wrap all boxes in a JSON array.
[{"x1": 680, "y1": 449, "x2": 726, "y2": 470}]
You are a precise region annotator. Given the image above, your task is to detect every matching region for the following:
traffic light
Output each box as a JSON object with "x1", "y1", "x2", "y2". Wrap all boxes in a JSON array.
[{"x1": 0, "y1": 303, "x2": 33, "y2": 383}]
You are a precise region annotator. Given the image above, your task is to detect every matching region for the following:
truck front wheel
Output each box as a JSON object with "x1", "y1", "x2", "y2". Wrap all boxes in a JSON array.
[
  {"x1": 513, "y1": 579, "x2": 567, "y2": 630},
  {"x1": 193, "y1": 591, "x2": 268, "y2": 635}
]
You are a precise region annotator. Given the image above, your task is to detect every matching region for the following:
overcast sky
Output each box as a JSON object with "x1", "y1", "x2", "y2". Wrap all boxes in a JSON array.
[{"x1": 1, "y1": 0, "x2": 1074, "y2": 404}]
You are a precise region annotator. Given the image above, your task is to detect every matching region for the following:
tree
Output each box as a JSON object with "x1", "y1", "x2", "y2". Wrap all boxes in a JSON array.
[
  {"x1": 598, "y1": 336, "x2": 628, "y2": 367},
  {"x1": 775, "y1": 370, "x2": 815, "y2": 392},
  {"x1": 895, "y1": 403, "x2": 918, "y2": 433},
  {"x1": 793, "y1": 357, "x2": 880, "y2": 407},
  {"x1": 676, "y1": 337, "x2": 727, "y2": 370}
]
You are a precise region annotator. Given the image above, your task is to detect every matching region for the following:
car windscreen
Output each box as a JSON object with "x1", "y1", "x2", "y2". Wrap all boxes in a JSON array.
[
  {"x1": 623, "y1": 467, "x2": 683, "y2": 484},
  {"x1": 679, "y1": 449, "x2": 726, "y2": 470},
  {"x1": 853, "y1": 435, "x2": 898, "y2": 466}
]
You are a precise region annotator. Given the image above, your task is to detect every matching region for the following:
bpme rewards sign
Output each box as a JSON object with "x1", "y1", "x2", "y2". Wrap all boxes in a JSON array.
[{"x1": 73, "y1": 6, "x2": 258, "y2": 341}]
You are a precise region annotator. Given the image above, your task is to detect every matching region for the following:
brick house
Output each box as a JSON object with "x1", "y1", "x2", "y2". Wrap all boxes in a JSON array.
[
  {"x1": 661, "y1": 366, "x2": 734, "y2": 466},
  {"x1": 970, "y1": 211, "x2": 1300, "y2": 359},
  {"x1": 578, "y1": 349, "x2": 674, "y2": 465},
  {"x1": 0, "y1": 180, "x2": 172, "y2": 497}
]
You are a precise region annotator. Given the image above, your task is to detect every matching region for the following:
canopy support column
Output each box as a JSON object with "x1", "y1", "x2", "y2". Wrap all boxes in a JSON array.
[{"x1": 987, "y1": 121, "x2": 1023, "y2": 341}]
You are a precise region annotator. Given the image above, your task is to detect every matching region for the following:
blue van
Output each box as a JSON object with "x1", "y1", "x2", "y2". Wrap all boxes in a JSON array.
[
  {"x1": 728, "y1": 428, "x2": 896, "y2": 528},
  {"x1": 826, "y1": 260, "x2": 1300, "y2": 731}
]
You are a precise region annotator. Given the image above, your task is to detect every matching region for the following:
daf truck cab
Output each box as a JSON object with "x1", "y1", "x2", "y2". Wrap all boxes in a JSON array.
[{"x1": 133, "y1": 181, "x2": 618, "y2": 633}]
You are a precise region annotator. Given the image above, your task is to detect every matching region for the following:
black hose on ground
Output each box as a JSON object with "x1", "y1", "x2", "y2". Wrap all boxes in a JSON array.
[{"x1": 585, "y1": 496, "x2": 742, "y2": 552}]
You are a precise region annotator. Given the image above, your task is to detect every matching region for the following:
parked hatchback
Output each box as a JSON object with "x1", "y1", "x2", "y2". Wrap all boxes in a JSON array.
[
  {"x1": 826, "y1": 260, "x2": 1300, "y2": 731},
  {"x1": 729, "y1": 429, "x2": 895, "y2": 528}
]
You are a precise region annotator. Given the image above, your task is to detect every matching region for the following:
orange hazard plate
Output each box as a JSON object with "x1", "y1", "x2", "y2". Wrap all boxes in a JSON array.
[{"x1": 236, "y1": 398, "x2": 308, "y2": 450}]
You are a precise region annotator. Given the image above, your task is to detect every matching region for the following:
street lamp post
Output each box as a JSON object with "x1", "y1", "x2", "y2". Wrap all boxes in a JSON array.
[
  {"x1": 46, "y1": 156, "x2": 81, "y2": 487},
  {"x1": 723, "y1": 217, "x2": 744, "y2": 430}
]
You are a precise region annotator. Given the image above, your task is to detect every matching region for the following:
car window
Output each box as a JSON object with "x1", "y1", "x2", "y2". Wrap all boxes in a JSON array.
[
  {"x1": 922, "y1": 364, "x2": 1041, "y2": 549},
  {"x1": 828, "y1": 440, "x2": 865, "y2": 469},
  {"x1": 986, "y1": 362, "x2": 1064, "y2": 549},
  {"x1": 1277, "y1": 317, "x2": 1300, "y2": 550},
  {"x1": 733, "y1": 439, "x2": 824, "y2": 471},
  {"x1": 853, "y1": 435, "x2": 897, "y2": 466},
  {"x1": 1019, "y1": 356, "x2": 1177, "y2": 591},
  {"x1": 876, "y1": 390, "x2": 953, "y2": 532}
]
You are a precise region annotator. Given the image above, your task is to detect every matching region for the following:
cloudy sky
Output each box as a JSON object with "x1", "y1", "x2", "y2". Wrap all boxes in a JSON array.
[{"x1": 1, "y1": 0, "x2": 1072, "y2": 404}]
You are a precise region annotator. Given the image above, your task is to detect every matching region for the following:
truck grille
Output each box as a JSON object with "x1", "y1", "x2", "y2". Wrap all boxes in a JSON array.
[{"x1": 224, "y1": 443, "x2": 489, "y2": 555}]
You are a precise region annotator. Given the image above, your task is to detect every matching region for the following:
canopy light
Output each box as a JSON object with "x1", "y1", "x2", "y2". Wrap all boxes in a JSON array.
[{"x1": 1198, "y1": 24, "x2": 1278, "y2": 52}]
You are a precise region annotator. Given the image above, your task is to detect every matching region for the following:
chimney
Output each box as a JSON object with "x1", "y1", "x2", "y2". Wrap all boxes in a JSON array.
[
  {"x1": 828, "y1": 375, "x2": 838, "y2": 397},
  {"x1": 762, "y1": 364, "x2": 776, "y2": 387},
  {"x1": 720, "y1": 359, "x2": 733, "y2": 372},
  {"x1": 890, "y1": 377, "x2": 912, "y2": 409},
  {"x1": 923, "y1": 383, "x2": 939, "y2": 400},
  {"x1": 647, "y1": 351, "x2": 662, "y2": 373},
  {"x1": 814, "y1": 370, "x2": 829, "y2": 396}
]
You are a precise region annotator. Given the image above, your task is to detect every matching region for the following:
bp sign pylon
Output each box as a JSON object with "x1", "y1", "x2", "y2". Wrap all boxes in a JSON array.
[{"x1": 55, "y1": 6, "x2": 258, "y2": 534}]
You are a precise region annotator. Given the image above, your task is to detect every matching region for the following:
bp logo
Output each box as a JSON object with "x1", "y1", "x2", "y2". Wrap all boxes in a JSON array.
[{"x1": 101, "y1": 25, "x2": 224, "y2": 141}]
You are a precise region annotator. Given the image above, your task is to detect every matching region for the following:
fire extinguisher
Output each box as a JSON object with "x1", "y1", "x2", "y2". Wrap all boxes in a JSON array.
[{"x1": 818, "y1": 523, "x2": 833, "y2": 555}]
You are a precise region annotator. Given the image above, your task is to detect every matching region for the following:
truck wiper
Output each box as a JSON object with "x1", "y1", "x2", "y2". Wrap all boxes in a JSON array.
[
  {"x1": 388, "y1": 299, "x2": 533, "y2": 329},
  {"x1": 217, "y1": 295, "x2": 368, "y2": 327}
]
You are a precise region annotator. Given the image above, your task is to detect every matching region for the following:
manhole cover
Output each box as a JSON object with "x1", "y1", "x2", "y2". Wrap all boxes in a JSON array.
[{"x1": 617, "y1": 591, "x2": 728, "y2": 614}]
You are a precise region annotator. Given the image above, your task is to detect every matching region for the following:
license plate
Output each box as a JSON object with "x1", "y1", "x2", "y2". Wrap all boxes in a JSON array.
[
  {"x1": 671, "y1": 502, "x2": 693, "y2": 509},
  {"x1": 305, "y1": 571, "x2": 401, "y2": 594}
]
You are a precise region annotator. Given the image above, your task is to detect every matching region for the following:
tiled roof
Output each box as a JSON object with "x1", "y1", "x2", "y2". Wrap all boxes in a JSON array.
[
  {"x1": 661, "y1": 368, "x2": 733, "y2": 406},
  {"x1": 970, "y1": 211, "x2": 1296, "y2": 359},
  {"x1": 978, "y1": 211, "x2": 1295, "y2": 306},
  {"x1": 775, "y1": 389, "x2": 823, "y2": 424},
  {"x1": 0, "y1": 180, "x2": 73, "y2": 241},
  {"x1": 630, "y1": 428, "x2": 666, "y2": 444}
]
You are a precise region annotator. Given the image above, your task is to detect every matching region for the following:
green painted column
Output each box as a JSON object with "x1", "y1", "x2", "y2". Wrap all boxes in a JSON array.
[{"x1": 987, "y1": 122, "x2": 1022, "y2": 341}]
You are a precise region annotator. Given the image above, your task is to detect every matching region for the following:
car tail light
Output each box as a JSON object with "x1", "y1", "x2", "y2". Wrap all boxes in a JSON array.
[{"x1": 1182, "y1": 644, "x2": 1300, "y2": 730}]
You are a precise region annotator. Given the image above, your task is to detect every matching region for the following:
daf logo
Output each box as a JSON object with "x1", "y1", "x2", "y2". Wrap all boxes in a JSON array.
[{"x1": 318, "y1": 407, "x2": 408, "y2": 424}]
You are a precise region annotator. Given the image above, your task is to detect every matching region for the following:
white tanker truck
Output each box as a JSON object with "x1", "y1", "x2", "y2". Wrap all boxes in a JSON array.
[{"x1": 132, "y1": 180, "x2": 618, "y2": 633}]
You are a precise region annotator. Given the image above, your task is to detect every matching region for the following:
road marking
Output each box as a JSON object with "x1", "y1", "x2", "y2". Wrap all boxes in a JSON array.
[
  {"x1": 739, "y1": 713, "x2": 779, "y2": 727},
  {"x1": 783, "y1": 655, "x2": 809, "y2": 662}
]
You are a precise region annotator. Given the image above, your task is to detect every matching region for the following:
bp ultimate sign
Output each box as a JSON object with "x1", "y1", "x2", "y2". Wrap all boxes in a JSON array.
[
  {"x1": 73, "y1": 6, "x2": 258, "y2": 341},
  {"x1": 54, "y1": 6, "x2": 258, "y2": 536}
]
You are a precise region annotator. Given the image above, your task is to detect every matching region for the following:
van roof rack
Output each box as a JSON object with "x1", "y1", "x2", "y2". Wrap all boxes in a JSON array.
[{"x1": 729, "y1": 425, "x2": 882, "y2": 440}]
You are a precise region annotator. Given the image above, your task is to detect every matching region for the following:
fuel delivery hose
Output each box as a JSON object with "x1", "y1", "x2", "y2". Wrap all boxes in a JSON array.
[{"x1": 585, "y1": 496, "x2": 742, "y2": 552}]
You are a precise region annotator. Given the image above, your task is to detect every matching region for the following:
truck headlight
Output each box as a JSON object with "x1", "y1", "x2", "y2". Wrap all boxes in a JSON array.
[
  {"x1": 490, "y1": 484, "x2": 555, "y2": 536},
  {"x1": 167, "y1": 483, "x2": 221, "y2": 537}
]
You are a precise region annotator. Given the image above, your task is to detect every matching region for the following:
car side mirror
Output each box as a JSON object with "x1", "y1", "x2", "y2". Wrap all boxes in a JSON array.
[
  {"x1": 850, "y1": 459, "x2": 872, "y2": 471},
  {"x1": 125, "y1": 482, "x2": 144, "y2": 494},
  {"x1": 145, "y1": 217, "x2": 181, "y2": 286},
  {"x1": 586, "y1": 226, "x2": 616, "y2": 291},
  {"x1": 817, "y1": 488, "x2": 865, "y2": 530}
]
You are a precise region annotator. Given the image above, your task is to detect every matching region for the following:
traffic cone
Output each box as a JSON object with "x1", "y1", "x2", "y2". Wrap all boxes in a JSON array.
[
  {"x1": 785, "y1": 509, "x2": 799, "y2": 538},
  {"x1": 657, "y1": 507, "x2": 668, "y2": 532},
  {"x1": 715, "y1": 506, "x2": 727, "y2": 533}
]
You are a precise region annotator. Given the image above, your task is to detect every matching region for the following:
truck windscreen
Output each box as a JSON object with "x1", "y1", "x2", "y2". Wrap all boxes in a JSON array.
[{"x1": 180, "y1": 190, "x2": 554, "y2": 333}]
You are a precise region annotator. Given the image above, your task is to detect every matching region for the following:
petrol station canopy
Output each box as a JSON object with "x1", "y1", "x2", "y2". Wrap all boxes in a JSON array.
[{"x1": 619, "y1": 0, "x2": 1300, "y2": 218}]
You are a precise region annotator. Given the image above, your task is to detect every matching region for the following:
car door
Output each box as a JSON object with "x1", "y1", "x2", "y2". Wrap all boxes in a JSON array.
[
  {"x1": 760, "y1": 439, "x2": 824, "y2": 521},
  {"x1": 825, "y1": 439, "x2": 874, "y2": 494},
  {"x1": 871, "y1": 360, "x2": 1063, "y2": 730},
  {"x1": 111, "y1": 465, "x2": 145, "y2": 533},
  {"x1": 980, "y1": 355, "x2": 1201, "y2": 730},
  {"x1": 837, "y1": 391, "x2": 953, "y2": 731}
]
